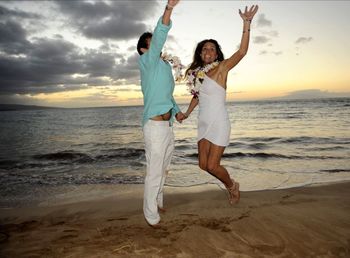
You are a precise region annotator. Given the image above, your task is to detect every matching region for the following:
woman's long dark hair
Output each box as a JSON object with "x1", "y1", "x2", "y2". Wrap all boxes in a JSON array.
[{"x1": 185, "y1": 39, "x2": 225, "y2": 76}]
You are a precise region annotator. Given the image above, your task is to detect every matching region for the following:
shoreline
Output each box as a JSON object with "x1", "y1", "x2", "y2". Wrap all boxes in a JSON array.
[
  {"x1": 1, "y1": 182, "x2": 350, "y2": 257},
  {"x1": 2, "y1": 178, "x2": 350, "y2": 210}
]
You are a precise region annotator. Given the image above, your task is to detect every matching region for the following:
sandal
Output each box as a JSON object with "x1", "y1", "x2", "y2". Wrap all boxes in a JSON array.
[{"x1": 226, "y1": 180, "x2": 240, "y2": 205}]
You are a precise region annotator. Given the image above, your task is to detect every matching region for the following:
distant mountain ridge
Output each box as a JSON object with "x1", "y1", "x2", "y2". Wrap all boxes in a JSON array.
[
  {"x1": 267, "y1": 89, "x2": 350, "y2": 101},
  {"x1": 0, "y1": 104, "x2": 60, "y2": 111}
]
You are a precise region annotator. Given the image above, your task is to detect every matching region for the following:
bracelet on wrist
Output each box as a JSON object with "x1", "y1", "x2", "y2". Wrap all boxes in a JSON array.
[
  {"x1": 245, "y1": 19, "x2": 252, "y2": 23},
  {"x1": 243, "y1": 29, "x2": 251, "y2": 33},
  {"x1": 166, "y1": 4, "x2": 174, "y2": 10}
]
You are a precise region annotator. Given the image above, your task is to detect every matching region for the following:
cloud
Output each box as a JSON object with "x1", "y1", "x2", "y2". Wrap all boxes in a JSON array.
[
  {"x1": 273, "y1": 51, "x2": 282, "y2": 56},
  {"x1": 0, "y1": 34, "x2": 139, "y2": 94},
  {"x1": 256, "y1": 14, "x2": 272, "y2": 27},
  {"x1": 253, "y1": 36, "x2": 270, "y2": 44},
  {"x1": 254, "y1": 14, "x2": 278, "y2": 44},
  {"x1": 0, "y1": 5, "x2": 41, "y2": 20},
  {"x1": 295, "y1": 37, "x2": 313, "y2": 44},
  {"x1": 259, "y1": 50, "x2": 283, "y2": 56},
  {"x1": 0, "y1": 20, "x2": 31, "y2": 54},
  {"x1": 1, "y1": 36, "x2": 81, "y2": 94},
  {"x1": 0, "y1": 1, "x2": 150, "y2": 97},
  {"x1": 111, "y1": 53, "x2": 140, "y2": 86},
  {"x1": 264, "y1": 30, "x2": 279, "y2": 37},
  {"x1": 253, "y1": 14, "x2": 282, "y2": 55},
  {"x1": 55, "y1": 0, "x2": 159, "y2": 40}
]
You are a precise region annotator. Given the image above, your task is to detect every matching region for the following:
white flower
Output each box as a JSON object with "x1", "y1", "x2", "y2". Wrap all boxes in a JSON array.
[
  {"x1": 161, "y1": 52, "x2": 185, "y2": 81},
  {"x1": 186, "y1": 61, "x2": 220, "y2": 97}
]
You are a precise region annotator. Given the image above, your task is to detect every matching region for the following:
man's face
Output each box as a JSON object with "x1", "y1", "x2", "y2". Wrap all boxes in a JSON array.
[{"x1": 141, "y1": 37, "x2": 152, "y2": 54}]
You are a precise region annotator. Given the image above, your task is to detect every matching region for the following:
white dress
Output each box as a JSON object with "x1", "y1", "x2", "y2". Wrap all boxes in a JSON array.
[{"x1": 198, "y1": 75, "x2": 231, "y2": 147}]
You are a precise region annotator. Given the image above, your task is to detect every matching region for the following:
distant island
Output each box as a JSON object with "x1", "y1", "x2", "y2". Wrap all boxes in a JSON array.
[{"x1": 0, "y1": 104, "x2": 60, "y2": 111}]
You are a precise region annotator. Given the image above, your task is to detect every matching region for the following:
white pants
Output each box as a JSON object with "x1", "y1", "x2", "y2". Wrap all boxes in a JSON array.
[{"x1": 143, "y1": 120, "x2": 174, "y2": 225}]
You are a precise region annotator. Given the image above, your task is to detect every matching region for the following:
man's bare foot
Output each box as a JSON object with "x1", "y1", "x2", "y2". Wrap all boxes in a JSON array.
[
  {"x1": 158, "y1": 206, "x2": 166, "y2": 213},
  {"x1": 146, "y1": 221, "x2": 162, "y2": 229}
]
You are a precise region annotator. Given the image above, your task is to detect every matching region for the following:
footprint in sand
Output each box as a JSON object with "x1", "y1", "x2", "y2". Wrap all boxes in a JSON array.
[
  {"x1": 57, "y1": 234, "x2": 78, "y2": 240},
  {"x1": 179, "y1": 213, "x2": 199, "y2": 217},
  {"x1": 0, "y1": 232, "x2": 9, "y2": 243},
  {"x1": 107, "y1": 217, "x2": 128, "y2": 221}
]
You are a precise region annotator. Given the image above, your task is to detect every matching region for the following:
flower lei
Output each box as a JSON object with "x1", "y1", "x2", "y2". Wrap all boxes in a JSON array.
[
  {"x1": 186, "y1": 61, "x2": 220, "y2": 98},
  {"x1": 161, "y1": 53, "x2": 185, "y2": 81}
]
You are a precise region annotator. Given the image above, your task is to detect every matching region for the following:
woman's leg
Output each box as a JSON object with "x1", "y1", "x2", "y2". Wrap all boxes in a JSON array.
[
  {"x1": 198, "y1": 138, "x2": 240, "y2": 203},
  {"x1": 206, "y1": 141, "x2": 232, "y2": 187},
  {"x1": 198, "y1": 138, "x2": 210, "y2": 171}
]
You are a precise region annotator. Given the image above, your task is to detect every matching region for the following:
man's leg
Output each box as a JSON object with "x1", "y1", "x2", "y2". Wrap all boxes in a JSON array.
[
  {"x1": 157, "y1": 126, "x2": 174, "y2": 210},
  {"x1": 143, "y1": 121, "x2": 169, "y2": 225}
]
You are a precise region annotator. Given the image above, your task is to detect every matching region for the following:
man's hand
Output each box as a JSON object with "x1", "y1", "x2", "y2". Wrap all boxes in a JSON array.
[
  {"x1": 167, "y1": 0, "x2": 180, "y2": 9},
  {"x1": 175, "y1": 112, "x2": 186, "y2": 123},
  {"x1": 163, "y1": 0, "x2": 180, "y2": 25}
]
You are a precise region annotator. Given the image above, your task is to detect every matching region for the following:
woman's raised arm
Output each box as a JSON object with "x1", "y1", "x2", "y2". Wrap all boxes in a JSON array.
[{"x1": 222, "y1": 5, "x2": 259, "y2": 72}]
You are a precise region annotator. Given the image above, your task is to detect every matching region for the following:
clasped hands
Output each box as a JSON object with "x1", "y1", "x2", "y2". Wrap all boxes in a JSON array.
[{"x1": 175, "y1": 112, "x2": 187, "y2": 123}]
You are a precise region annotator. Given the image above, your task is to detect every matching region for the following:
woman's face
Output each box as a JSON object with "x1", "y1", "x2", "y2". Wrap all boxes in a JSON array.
[{"x1": 200, "y1": 42, "x2": 218, "y2": 65}]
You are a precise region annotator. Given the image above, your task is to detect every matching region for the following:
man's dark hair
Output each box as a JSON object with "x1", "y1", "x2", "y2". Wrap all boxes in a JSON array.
[{"x1": 137, "y1": 32, "x2": 152, "y2": 55}]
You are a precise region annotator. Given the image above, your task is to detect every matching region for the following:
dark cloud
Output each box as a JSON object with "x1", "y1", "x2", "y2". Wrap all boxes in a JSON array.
[
  {"x1": 256, "y1": 14, "x2": 272, "y2": 27},
  {"x1": 295, "y1": 37, "x2": 313, "y2": 44},
  {"x1": 0, "y1": 1, "x2": 153, "y2": 98},
  {"x1": 55, "y1": 0, "x2": 159, "y2": 40},
  {"x1": 0, "y1": 36, "x2": 86, "y2": 94},
  {"x1": 0, "y1": 5, "x2": 41, "y2": 20},
  {"x1": 254, "y1": 14, "x2": 282, "y2": 55},
  {"x1": 0, "y1": 20, "x2": 31, "y2": 54},
  {"x1": 259, "y1": 50, "x2": 282, "y2": 56},
  {"x1": 254, "y1": 13, "x2": 279, "y2": 46},
  {"x1": 0, "y1": 33, "x2": 139, "y2": 94},
  {"x1": 264, "y1": 30, "x2": 278, "y2": 37},
  {"x1": 112, "y1": 53, "x2": 140, "y2": 85},
  {"x1": 253, "y1": 36, "x2": 270, "y2": 44},
  {"x1": 83, "y1": 50, "x2": 116, "y2": 77}
]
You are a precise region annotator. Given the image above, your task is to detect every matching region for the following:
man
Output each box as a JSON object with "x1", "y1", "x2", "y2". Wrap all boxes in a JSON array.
[{"x1": 137, "y1": 0, "x2": 184, "y2": 227}]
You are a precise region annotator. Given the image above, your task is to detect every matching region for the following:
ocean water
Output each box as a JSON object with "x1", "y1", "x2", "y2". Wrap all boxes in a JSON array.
[{"x1": 0, "y1": 98, "x2": 349, "y2": 207}]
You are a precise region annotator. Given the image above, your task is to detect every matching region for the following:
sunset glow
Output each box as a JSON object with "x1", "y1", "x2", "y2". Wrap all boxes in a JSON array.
[{"x1": 0, "y1": 1, "x2": 349, "y2": 107}]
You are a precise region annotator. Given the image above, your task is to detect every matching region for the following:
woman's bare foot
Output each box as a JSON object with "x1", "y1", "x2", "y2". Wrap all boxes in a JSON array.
[
  {"x1": 233, "y1": 182, "x2": 240, "y2": 204},
  {"x1": 226, "y1": 180, "x2": 240, "y2": 205}
]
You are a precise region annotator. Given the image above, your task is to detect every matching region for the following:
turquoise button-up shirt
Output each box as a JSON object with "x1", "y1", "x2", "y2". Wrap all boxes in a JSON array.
[{"x1": 138, "y1": 17, "x2": 180, "y2": 127}]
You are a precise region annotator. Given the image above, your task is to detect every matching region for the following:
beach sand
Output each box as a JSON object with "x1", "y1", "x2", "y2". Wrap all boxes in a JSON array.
[{"x1": 1, "y1": 182, "x2": 349, "y2": 257}]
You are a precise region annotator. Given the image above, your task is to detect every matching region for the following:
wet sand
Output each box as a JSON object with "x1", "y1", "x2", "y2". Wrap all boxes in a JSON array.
[{"x1": 1, "y1": 182, "x2": 350, "y2": 257}]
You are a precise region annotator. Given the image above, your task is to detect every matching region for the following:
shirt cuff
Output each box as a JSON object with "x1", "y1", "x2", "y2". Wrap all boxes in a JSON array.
[{"x1": 157, "y1": 16, "x2": 172, "y2": 31}]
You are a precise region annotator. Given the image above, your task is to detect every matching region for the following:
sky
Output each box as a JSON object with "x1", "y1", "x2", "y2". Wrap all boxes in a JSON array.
[{"x1": 0, "y1": 0, "x2": 349, "y2": 108}]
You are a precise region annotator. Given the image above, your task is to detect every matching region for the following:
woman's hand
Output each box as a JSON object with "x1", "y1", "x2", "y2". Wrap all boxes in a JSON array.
[
  {"x1": 239, "y1": 5, "x2": 259, "y2": 22},
  {"x1": 175, "y1": 112, "x2": 186, "y2": 123}
]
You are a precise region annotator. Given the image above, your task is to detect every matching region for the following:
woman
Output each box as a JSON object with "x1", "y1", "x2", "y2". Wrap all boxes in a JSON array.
[{"x1": 183, "y1": 5, "x2": 258, "y2": 204}]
